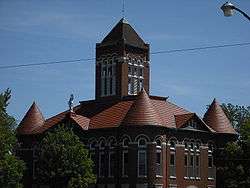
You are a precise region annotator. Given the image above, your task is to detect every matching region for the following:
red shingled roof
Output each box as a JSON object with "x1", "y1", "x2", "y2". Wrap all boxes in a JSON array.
[
  {"x1": 17, "y1": 102, "x2": 45, "y2": 135},
  {"x1": 175, "y1": 113, "x2": 195, "y2": 128},
  {"x1": 203, "y1": 99, "x2": 237, "y2": 134},
  {"x1": 19, "y1": 96, "x2": 230, "y2": 135},
  {"x1": 122, "y1": 89, "x2": 163, "y2": 126},
  {"x1": 70, "y1": 113, "x2": 90, "y2": 130},
  {"x1": 32, "y1": 106, "x2": 83, "y2": 134},
  {"x1": 151, "y1": 99, "x2": 190, "y2": 128},
  {"x1": 19, "y1": 93, "x2": 214, "y2": 134}
]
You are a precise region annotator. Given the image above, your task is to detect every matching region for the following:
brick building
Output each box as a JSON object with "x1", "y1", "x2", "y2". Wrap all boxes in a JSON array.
[{"x1": 17, "y1": 19, "x2": 237, "y2": 188}]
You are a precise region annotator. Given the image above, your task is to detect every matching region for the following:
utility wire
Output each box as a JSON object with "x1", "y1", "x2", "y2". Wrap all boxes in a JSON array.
[
  {"x1": 0, "y1": 42, "x2": 249, "y2": 70},
  {"x1": 150, "y1": 42, "x2": 250, "y2": 55},
  {"x1": 0, "y1": 58, "x2": 95, "y2": 69}
]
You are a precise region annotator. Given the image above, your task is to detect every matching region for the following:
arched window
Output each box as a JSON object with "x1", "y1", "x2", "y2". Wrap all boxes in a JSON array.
[
  {"x1": 137, "y1": 137, "x2": 147, "y2": 177},
  {"x1": 122, "y1": 137, "x2": 130, "y2": 177},
  {"x1": 156, "y1": 139, "x2": 162, "y2": 177},
  {"x1": 101, "y1": 57, "x2": 116, "y2": 97},
  {"x1": 89, "y1": 140, "x2": 97, "y2": 175},
  {"x1": 99, "y1": 139, "x2": 106, "y2": 177},
  {"x1": 108, "y1": 138, "x2": 116, "y2": 177},
  {"x1": 208, "y1": 142, "x2": 215, "y2": 180},
  {"x1": 169, "y1": 138, "x2": 176, "y2": 179},
  {"x1": 127, "y1": 55, "x2": 144, "y2": 95}
]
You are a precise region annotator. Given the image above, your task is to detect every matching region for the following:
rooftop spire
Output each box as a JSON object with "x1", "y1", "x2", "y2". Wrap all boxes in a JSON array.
[
  {"x1": 122, "y1": 89, "x2": 162, "y2": 126},
  {"x1": 17, "y1": 102, "x2": 45, "y2": 135},
  {"x1": 203, "y1": 98, "x2": 237, "y2": 134},
  {"x1": 122, "y1": 0, "x2": 125, "y2": 19}
]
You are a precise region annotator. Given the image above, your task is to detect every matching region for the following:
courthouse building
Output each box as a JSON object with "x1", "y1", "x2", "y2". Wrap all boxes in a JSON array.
[{"x1": 17, "y1": 18, "x2": 237, "y2": 188}]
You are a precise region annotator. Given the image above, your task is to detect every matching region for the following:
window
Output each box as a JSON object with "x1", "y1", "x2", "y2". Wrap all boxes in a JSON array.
[
  {"x1": 169, "y1": 139, "x2": 176, "y2": 178},
  {"x1": 170, "y1": 140, "x2": 176, "y2": 150},
  {"x1": 108, "y1": 138, "x2": 115, "y2": 177},
  {"x1": 99, "y1": 140, "x2": 105, "y2": 177},
  {"x1": 195, "y1": 155, "x2": 200, "y2": 178},
  {"x1": 190, "y1": 142, "x2": 194, "y2": 151},
  {"x1": 139, "y1": 138, "x2": 146, "y2": 147},
  {"x1": 108, "y1": 66, "x2": 112, "y2": 76},
  {"x1": 184, "y1": 140, "x2": 201, "y2": 179},
  {"x1": 133, "y1": 78, "x2": 138, "y2": 94},
  {"x1": 208, "y1": 156, "x2": 213, "y2": 168},
  {"x1": 100, "y1": 58, "x2": 116, "y2": 96},
  {"x1": 208, "y1": 143, "x2": 213, "y2": 153},
  {"x1": 185, "y1": 142, "x2": 189, "y2": 151},
  {"x1": 127, "y1": 56, "x2": 144, "y2": 95},
  {"x1": 169, "y1": 153, "x2": 176, "y2": 178},
  {"x1": 122, "y1": 151, "x2": 129, "y2": 177},
  {"x1": 138, "y1": 150, "x2": 147, "y2": 177},
  {"x1": 139, "y1": 68, "x2": 143, "y2": 77},
  {"x1": 99, "y1": 152, "x2": 105, "y2": 177},
  {"x1": 138, "y1": 138, "x2": 147, "y2": 177},
  {"x1": 139, "y1": 79, "x2": 143, "y2": 91},
  {"x1": 156, "y1": 140, "x2": 162, "y2": 176},
  {"x1": 196, "y1": 141, "x2": 201, "y2": 152},
  {"x1": 207, "y1": 142, "x2": 215, "y2": 179},
  {"x1": 122, "y1": 137, "x2": 129, "y2": 177},
  {"x1": 123, "y1": 138, "x2": 129, "y2": 147},
  {"x1": 89, "y1": 141, "x2": 97, "y2": 174},
  {"x1": 109, "y1": 152, "x2": 115, "y2": 177},
  {"x1": 134, "y1": 67, "x2": 138, "y2": 75},
  {"x1": 128, "y1": 78, "x2": 132, "y2": 95},
  {"x1": 208, "y1": 154, "x2": 215, "y2": 179},
  {"x1": 196, "y1": 155, "x2": 200, "y2": 166},
  {"x1": 184, "y1": 154, "x2": 188, "y2": 166},
  {"x1": 170, "y1": 153, "x2": 175, "y2": 166}
]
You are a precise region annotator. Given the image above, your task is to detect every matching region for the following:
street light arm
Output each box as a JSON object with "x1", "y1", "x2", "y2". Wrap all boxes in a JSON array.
[{"x1": 233, "y1": 7, "x2": 250, "y2": 21}]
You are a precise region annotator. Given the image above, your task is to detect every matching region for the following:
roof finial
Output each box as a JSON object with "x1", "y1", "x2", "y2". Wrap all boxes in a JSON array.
[
  {"x1": 122, "y1": 0, "x2": 125, "y2": 19},
  {"x1": 68, "y1": 94, "x2": 74, "y2": 112}
]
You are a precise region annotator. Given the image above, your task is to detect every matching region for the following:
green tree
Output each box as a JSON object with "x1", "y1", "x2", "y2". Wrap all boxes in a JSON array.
[
  {"x1": 0, "y1": 89, "x2": 25, "y2": 188},
  {"x1": 219, "y1": 103, "x2": 250, "y2": 188},
  {"x1": 221, "y1": 103, "x2": 250, "y2": 132},
  {"x1": 36, "y1": 125, "x2": 96, "y2": 188}
]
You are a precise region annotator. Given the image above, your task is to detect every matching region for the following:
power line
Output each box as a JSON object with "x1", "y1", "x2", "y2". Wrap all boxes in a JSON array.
[
  {"x1": 0, "y1": 58, "x2": 95, "y2": 69},
  {"x1": 0, "y1": 42, "x2": 249, "y2": 70},
  {"x1": 151, "y1": 42, "x2": 250, "y2": 55}
]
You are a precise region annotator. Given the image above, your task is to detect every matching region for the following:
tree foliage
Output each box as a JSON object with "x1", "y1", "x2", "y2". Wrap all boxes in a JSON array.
[
  {"x1": 0, "y1": 89, "x2": 25, "y2": 188},
  {"x1": 220, "y1": 103, "x2": 250, "y2": 188},
  {"x1": 36, "y1": 125, "x2": 96, "y2": 187},
  {"x1": 221, "y1": 103, "x2": 250, "y2": 132}
]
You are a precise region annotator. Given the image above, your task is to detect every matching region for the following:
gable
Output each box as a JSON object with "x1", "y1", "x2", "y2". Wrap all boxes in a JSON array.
[{"x1": 175, "y1": 113, "x2": 214, "y2": 132}]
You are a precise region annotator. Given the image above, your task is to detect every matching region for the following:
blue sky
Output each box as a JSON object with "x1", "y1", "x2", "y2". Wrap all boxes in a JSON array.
[{"x1": 0, "y1": 0, "x2": 250, "y2": 122}]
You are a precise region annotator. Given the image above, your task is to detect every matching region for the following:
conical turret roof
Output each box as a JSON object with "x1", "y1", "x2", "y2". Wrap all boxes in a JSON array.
[
  {"x1": 17, "y1": 102, "x2": 45, "y2": 135},
  {"x1": 122, "y1": 89, "x2": 163, "y2": 126},
  {"x1": 101, "y1": 18, "x2": 148, "y2": 49},
  {"x1": 203, "y1": 98, "x2": 237, "y2": 134}
]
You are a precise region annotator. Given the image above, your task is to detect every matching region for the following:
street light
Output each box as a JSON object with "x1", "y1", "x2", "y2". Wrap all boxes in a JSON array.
[{"x1": 221, "y1": 2, "x2": 250, "y2": 21}]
